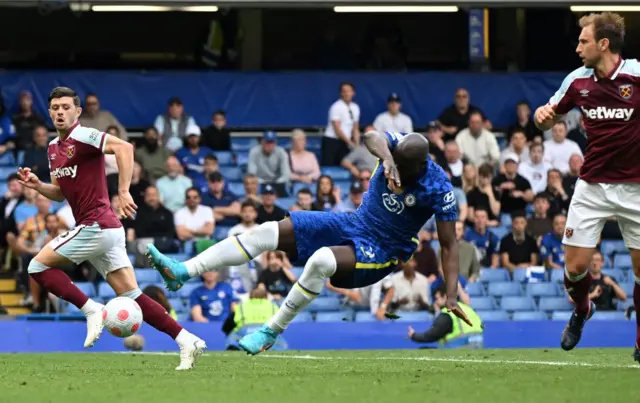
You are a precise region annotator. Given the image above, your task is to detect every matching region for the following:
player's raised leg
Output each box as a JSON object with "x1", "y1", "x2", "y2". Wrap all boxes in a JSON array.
[
  {"x1": 147, "y1": 220, "x2": 292, "y2": 290},
  {"x1": 238, "y1": 245, "x2": 352, "y2": 355},
  {"x1": 27, "y1": 245, "x2": 105, "y2": 348},
  {"x1": 104, "y1": 266, "x2": 206, "y2": 370}
]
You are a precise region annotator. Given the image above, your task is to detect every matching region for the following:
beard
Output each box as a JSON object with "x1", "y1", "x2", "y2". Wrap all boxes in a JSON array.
[{"x1": 144, "y1": 139, "x2": 159, "y2": 152}]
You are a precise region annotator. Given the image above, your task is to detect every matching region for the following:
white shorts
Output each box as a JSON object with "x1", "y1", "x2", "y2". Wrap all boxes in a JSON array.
[
  {"x1": 563, "y1": 179, "x2": 640, "y2": 249},
  {"x1": 49, "y1": 222, "x2": 131, "y2": 278}
]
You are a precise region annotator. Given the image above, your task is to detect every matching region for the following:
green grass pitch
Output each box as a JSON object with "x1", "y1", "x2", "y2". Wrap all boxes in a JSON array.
[{"x1": 1, "y1": 349, "x2": 638, "y2": 403}]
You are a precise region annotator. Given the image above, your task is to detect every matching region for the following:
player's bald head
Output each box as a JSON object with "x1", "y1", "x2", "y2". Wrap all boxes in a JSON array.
[{"x1": 393, "y1": 133, "x2": 429, "y2": 186}]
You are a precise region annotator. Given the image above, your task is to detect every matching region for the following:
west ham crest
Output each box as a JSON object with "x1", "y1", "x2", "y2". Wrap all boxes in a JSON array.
[
  {"x1": 66, "y1": 145, "x2": 75, "y2": 159},
  {"x1": 565, "y1": 227, "x2": 574, "y2": 239},
  {"x1": 619, "y1": 84, "x2": 633, "y2": 100}
]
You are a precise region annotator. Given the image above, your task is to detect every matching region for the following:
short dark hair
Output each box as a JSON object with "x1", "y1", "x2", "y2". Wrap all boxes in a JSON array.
[
  {"x1": 339, "y1": 82, "x2": 355, "y2": 92},
  {"x1": 469, "y1": 110, "x2": 484, "y2": 120},
  {"x1": 85, "y1": 93, "x2": 98, "y2": 100},
  {"x1": 297, "y1": 188, "x2": 313, "y2": 196},
  {"x1": 106, "y1": 125, "x2": 120, "y2": 135},
  {"x1": 185, "y1": 187, "x2": 200, "y2": 197},
  {"x1": 530, "y1": 143, "x2": 544, "y2": 153},
  {"x1": 474, "y1": 207, "x2": 488, "y2": 215},
  {"x1": 168, "y1": 96, "x2": 183, "y2": 106},
  {"x1": 44, "y1": 213, "x2": 58, "y2": 221},
  {"x1": 204, "y1": 154, "x2": 218, "y2": 163},
  {"x1": 535, "y1": 192, "x2": 550, "y2": 201},
  {"x1": 515, "y1": 100, "x2": 530, "y2": 108},
  {"x1": 478, "y1": 163, "x2": 494, "y2": 178},
  {"x1": 510, "y1": 127, "x2": 526, "y2": 138},
  {"x1": 511, "y1": 210, "x2": 527, "y2": 220},
  {"x1": 553, "y1": 120, "x2": 567, "y2": 130},
  {"x1": 7, "y1": 173, "x2": 20, "y2": 182},
  {"x1": 208, "y1": 172, "x2": 223, "y2": 183},
  {"x1": 240, "y1": 200, "x2": 257, "y2": 211},
  {"x1": 48, "y1": 87, "x2": 80, "y2": 107},
  {"x1": 212, "y1": 110, "x2": 226, "y2": 118},
  {"x1": 548, "y1": 168, "x2": 562, "y2": 177}
]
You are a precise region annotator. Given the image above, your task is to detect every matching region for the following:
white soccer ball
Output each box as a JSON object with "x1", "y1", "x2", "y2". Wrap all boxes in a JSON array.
[{"x1": 103, "y1": 297, "x2": 143, "y2": 338}]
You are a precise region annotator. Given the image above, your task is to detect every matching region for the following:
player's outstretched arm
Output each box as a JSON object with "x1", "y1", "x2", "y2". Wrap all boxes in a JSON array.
[
  {"x1": 17, "y1": 167, "x2": 65, "y2": 202},
  {"x1": 363, "y1": 130, "x2": 393, "y2": 160}
]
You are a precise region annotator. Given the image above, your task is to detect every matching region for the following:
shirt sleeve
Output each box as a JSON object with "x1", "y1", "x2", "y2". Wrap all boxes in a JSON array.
[
  {"x1": 202, "y1": 206, "x2": 214, "y2": 223},
  {"x1": 72, "y1": 128, "x2": 108, "y2": 154},
  {"x1": 329, "y1": 103, "x2": 342, "y2": 122},
  {"x1": 174, "y1": 209, "x2": 185, "y2": 226},
  {"x1": 539, "y1": 236, "x2": 549, "y2": 259},
  {"x1": 431, "y1": 178, "x2": 458, "y2": 221},
  {"x1": 410, "y1": 314, "x2": 453, "y2": 343},
  {"x1": 383, "y1": 131, "x2": 407, "y2": 151},
  {"x1": 548, "y1": 71, "x2": 579, "y2": 115}
]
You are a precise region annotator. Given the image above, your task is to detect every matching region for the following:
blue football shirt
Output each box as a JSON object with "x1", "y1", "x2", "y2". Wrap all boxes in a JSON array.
[
  {"x1": 174, "y1": 146, "x2": 216, "y2": 183},
  {"x1": 189, "y1": 282, "x2": 238, "y2": 322},
  {"x1": 540, "y1": 232, "x2": 565, "y2": 267}
]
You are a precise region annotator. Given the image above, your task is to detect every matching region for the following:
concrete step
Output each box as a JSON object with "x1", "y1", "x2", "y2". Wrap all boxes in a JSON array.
[
  {"x1": 0, "y1": 293, "x2": 23, "y2": 306},
  {"x1": 6, "y1": 307, "x2": 30, "y2": 315},
  {"x1": 0, "y1": 279, "x2": 16, "y2": 292}
]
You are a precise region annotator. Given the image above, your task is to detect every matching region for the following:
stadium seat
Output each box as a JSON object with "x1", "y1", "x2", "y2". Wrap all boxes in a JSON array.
[
  {"x1": 177, "y1": 282, "x2": 203, "y2": 299},
  {"x1": 215, "y1": 151, "x2": 234, "y2": 166},
  {"x1": 98, "y1": 283, "x2": 116, "y2": 299},
  {"x1": 219, "y1": 167, "x2": 243, "y2": 181},
  {"x1": 618, "y1": 299, "x2": 634, "y2": 311},
  {"x1": 601, "y1": 240, "x2": 627, "y2": 257},
  {"x1": 231, "y1": 138, "x2": 258, "y2": 151},
  {"x1": 291, "y1": 267, "x2": 304, "y2": 279},
  {"x1": 591, "y1": 311, "x2": 624, "y2": 321},
  {"x1": 177, "y1": 313, "x2": 190, "y2": 322},
  {"x1": 393, "y1": 311, "x2": 433, "y2": 322},
  {"x1": 128, "y1": 254, "x2": 136, "y2": 266},
  {"x1": 0, "y1": 153, "x2": 16, "y2": 166},
  {"x1": 333, "y1": 180, "x2": 351, "y2": 197},
  {"x1": 551, "y1": 311, "x2": 573, "y2": 321},
  {"x1": 602, "y1": 268, "x2": 625, "y2": 282},
  {"x1": 228, "y1": 181, "x2": 246, "y2": 197},
  {"x1": 470, "y1": 297, "x2": 497, "y2": 311},
  {"x1": 292, "y1": 181, "x2": 315, "y2": 196},
  {"x1": 500, "y1": 214, "x2": 512, "y2": 228},
  {"x1": 512, "y1": 311, "x2": 548, "y2": 321},
  {"x1": 614, "y1": 253, "x2": 632, "y2": 269},
  {"x1": 0, "y1": 182, "x2": 6, "y2": 196},
  {"x1": 307, "y1": 297, "x2": 342, "y2": 312},
  {"x1": 479, "y1": 268, "x2": 510, "y2": 283},
  {"x1": 134, "y1": 269, "x2": 161, "y2": 284},
  {"x1": 488, "y1": 282, "x2": 523, "y2": 297},
  {"x1": 316, "y1": 311, "x2": 352, "y2": 322},
  {"x1": 50, "y1": 200, "x2": 65, "y2": 212},
  {"x1": 169, "y1": 298, "x2": 187, "y2": 313},
  {"x1": 66, "y1": 302, "x2": 81, "y2": 314},
  {"x1": 477, "y1": 310, "x2": 509, "y2": 321},
  {"x1": 306, "y1": 137, "x2": 322, "y2": 150},
  {"x1": 538, "y1": 297, "x2": 573, "y2": 312},
  {"x1": 74, "y1": 282, "x2": 95, "y2": 298},
  {"x1": 430, "y1": 240, "x2": 440, "y2": 253},
  {"x1": 277, "y1": 137, "x2": 292, "y2": 149},
  {"x1": 236, "y1": 151, "x2": 250, "y2": 167},
  {"x1": 355, "y1": 311, "x2": 376, "y2": 322},
  {"x1": 512, "y1": 268, "x2": 528, "y2": 283},
  {"x1": 500, "y1": 296, "x2": 536, "y2": 311},
  {"x1": 488, "y1": 226, "x2": 509, "y2": 240},
  {"x1": 277, "y1": 197, "x2": 296, "y2": 210},
  {"x1": 214, "y1": 226, "x2": 231, "y2": 241},
  {"x1": 549, "y1": 269, "x2": 564, "y2": 284},
  {"x1": 466, "y1": 282, "x2": 486, "y2": 297},
  {"x1": 320, "y1": 167, "x2": 352, "y2": 181},
  {"x1": 621, "y1": 281, "x2": 635, "y2": 296},
  {"x1": 292, "y1": 312, "x2": 313, "y2": 323},
  {"x1": 526, "y1": 283, "x2": 560, "y2": 297}
]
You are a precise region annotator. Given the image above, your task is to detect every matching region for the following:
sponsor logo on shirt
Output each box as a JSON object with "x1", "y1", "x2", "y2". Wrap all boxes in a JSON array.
[
  {"x1": 581, "y1": 106, "x2": 634, "y2": 121},
  {"x1": 442, "y1": 191, "x2": 457, "y2": 211},
  {"x1": 51, "y1": 165, "x2": 78, "y2": 179}
]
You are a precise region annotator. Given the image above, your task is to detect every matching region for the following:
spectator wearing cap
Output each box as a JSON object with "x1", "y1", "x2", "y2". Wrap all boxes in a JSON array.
[
  {"x1": 247, "y1": 131, "x2": 291, "y2": 196},
  {"x1": 341, "y1": 125, "x2": 378, "y2": 178},
  {"x1": 492, "y1": 153, "x2": 533, "y2": 215},
  {"x1": 174, "y1": 187, "x2": 215, "y2": 242},
  {"x1": 174, "y1": 125, "x2": 215, "y2": 184},
  {"x1": 134, "y1": 127, "x2": 172, "y2": 181},
  {"x1": 256, "y1": 185, "x2": 287, "y2": 224},
  {"x1": 333, "y1": 182, "x2": 364, "y2": 213},
  {"x1": 202, "y1": 172, "x2": 241, "y2": 227},
  {"x1": 372, "y1": 93, "x2": 413, "y2": 134},
  {"x1": 12, "y1": 90, "x2": 45, "y2": 150},
  {"x1": 194, "y1": 154, "x2": 220, "y2": 195},
  {"x1": 518, "y1": 143, "x2": 552, "y2": 195},
  {"x1": 154, "y1": 96, "x2": 197, "y2": 145},
  {"x1": 426, "y1": 122, "x2": 447, "y2": 168},
  {"x1": 79, "y1": 93, "x2": 127, "y2": 140},
  {"x1": 436, "y1": 88, "x2": 491, "y2": 140},
  {"x1": 156, "y1": 156, "x2": 193, "y2": 213},
  {"x1": 455, "y1": 111, "x2": 500, "y2": 168},
  {"x1": 323, "y1": 82, "x2": 360, "y2": 166},
  {"x1": 507, "y1": 101, "x2": 543, "y2": 144},
  {"x1": 289, "y1": 129, "x2": 321, "y2": 185},
  {"x1": 499, "y1": 127, "x2": 529, "y2": 166},
  {"x1": 200, "y1": 110, "x2": 231, "y2": 151}
]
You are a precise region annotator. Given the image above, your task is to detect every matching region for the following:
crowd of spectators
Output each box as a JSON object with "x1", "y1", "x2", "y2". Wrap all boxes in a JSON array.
[{"x1": 0, "y1": 82, "x2": 624, "y2": 323}]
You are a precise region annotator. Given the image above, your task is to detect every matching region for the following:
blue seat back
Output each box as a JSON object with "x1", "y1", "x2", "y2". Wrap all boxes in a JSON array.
[
  {"x1": 215, "y1": 151, "x2": 234, "y2": 166},
  {"x1": 320, "y1": 167, "x2": 352, "y2": 180},
  {"x1": 470, "y1": 297, "x2": 496, "y2": 311},
  {"x1": 477, "y1": 310, "x2": 508, "y2": 321},
  {"x1": 512, "y1": 311, "x2": 548, "y2": 321},
  {"x1": 479, "y1": 268, "x2": 510, "y2": 283},
  {"x1": 307, "y1": 297, "x2": 342, "y2": 312},
  {"x1": 219, "y1": 167, "x2": 243, "y2": 181},
  {"x1": 614, "y1": 253, "x2": 632, "y2": 269},
  {"x1": 466, "y1": 282, "x2": 485, "y2": 297},
  {"x1": 316, "y1": 311, "x2": 352, "y2": 322},
  {"x1": 526, "y1": 283, "x2": 560, "y2": 297},
  {"x1": 500, "y1": 296, "x2": 536, "y2": 311},
  {"x1": 488, "y1": 282, "x2": 523, "y2": 297},
  {"x1": 394, "y1": 311, "x2": 433, "y2": 322},
  {"x1": 538, "y1": 297, "x2": 573, "y2": 312}
]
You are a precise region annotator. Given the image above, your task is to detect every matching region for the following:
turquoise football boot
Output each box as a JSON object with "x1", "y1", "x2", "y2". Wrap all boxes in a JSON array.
[
  {"x1": 238, "y1": 325, "x2": 279, "y2": 355},
  {"x1": 146, "y1": 244, "x2": 189, "y2": 291}
]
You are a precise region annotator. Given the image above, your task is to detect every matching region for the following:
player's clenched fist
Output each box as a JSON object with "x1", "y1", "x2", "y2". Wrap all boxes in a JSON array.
[
  {"x1": 534, "y1": 104, "x2": 557, "y2": 126},
  {"x1": 17, "y1": 167, "x2": 40, "y2": 189},
  {"x1": 117, "y1": 191, "x2": 138, "y2": 220}
]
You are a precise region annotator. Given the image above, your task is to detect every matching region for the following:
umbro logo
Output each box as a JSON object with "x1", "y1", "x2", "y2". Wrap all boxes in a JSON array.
[{"x1": 580, "y1": 89, "x2": 589, "y2": 97}]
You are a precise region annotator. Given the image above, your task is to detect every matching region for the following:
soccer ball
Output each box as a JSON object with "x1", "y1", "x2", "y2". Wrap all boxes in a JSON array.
[{"x1": 102, "y1": 297, "x2": 143, "y2": 338}]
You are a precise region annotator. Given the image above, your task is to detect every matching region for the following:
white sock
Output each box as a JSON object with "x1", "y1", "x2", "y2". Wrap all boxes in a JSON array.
[
  {"x1": 80, "y1": 299, "x2": 102, "y2": 315},
  {"x1": 267, "y1": 247, "x2": 337, "y2": 332},
  {"x1": 175, "y1": 329, "x2": 192, "y2": 346},
  {"x1": 185, "y1": 221, "x2": 279, "y2": 277}
]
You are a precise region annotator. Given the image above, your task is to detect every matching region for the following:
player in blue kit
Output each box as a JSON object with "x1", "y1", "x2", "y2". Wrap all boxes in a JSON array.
[{"x1": 147, "y1": 130, "x2": 471, "y2": 354}]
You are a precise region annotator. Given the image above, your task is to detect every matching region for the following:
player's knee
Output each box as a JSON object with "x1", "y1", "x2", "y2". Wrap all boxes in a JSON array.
[
  {"x1": 119, "y1": 288, "x2": 142, "y2": 300},
  {"x1": 306, "y1": 247, "x2": 338, "y2": 279},
  {"x1": 239, "y1": 221, "x2": 279, "y2": 251},
  {"x1": 564, "y1": 246, "x2": 591, "y2": 275},
  {"x1": 27, "y1": 259, "x2": 49, "y2": 274}
]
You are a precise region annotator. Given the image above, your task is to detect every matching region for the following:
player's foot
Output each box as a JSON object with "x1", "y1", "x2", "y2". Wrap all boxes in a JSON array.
[
  {"x1": 146, "y1": 244, "x2": 189, "y2": 291},
  {"x1": 238, "y1": 325, "x2": 278, "y2": 355},
  {"x1": 633, "y1": 345, "x2": 640, "y2": 364},
  {"x1": 560, "y1": 301, "x2": 595, "y2": 351},
  {"x1": 176, "y1": 335, "x2": 207, "y2": 371},
  {"x1": 84, "y1": 303, "x2": 105, "y2": 348}
]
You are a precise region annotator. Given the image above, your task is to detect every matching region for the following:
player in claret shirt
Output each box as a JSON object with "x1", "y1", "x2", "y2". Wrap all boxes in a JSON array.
[
  {"x1": 534, "y1": 12, "x2": 640, "y2": 359},
  {"x1": 18, "y1": 87, "x2": 205, "y2": 370}
]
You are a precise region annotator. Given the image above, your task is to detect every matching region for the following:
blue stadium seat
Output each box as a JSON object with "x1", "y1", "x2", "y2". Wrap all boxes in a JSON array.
[
  {"x1": 135, "y1": 269, "x2": 161, "y2": 284},
  {"x1": 334, "y1": 180, "x2": 351, "y2": 197},
  {"x1": 277, "y1": 138, "x2": 292, "y2": 149},
  {"x1": 291, "y1": 267, "x2": 304, "y2": 279},
  {"x1": 98, "y1": 283, "x2": 116, "y2": 299},
  {"x1": 50, "y1": 200, "x2": 65, "y2": 212},
  {"x1": 307, "y1": 297, "x2": 342, "y2": 312},
  {"x1": 355, "y1": 311, "x2": 376, "y2": 322},
  {"x1": 538, "y1": 297, "x2": 573, "y2": 312},
  {"x1": 470, "y1": 297, "x2": 496, "y2": 311},
  {"x1": 236, "y1": 151, "x2": 250, "y2": 167},
  {"x1": 0, "y1": 152, "x2": 16, "y2": 166},
  {"x1": 219, "y1": 167, "x2": 243, "y2": 181},
  {"x1": 228, "y1": 181, "x2": 246, "y2": 197},
  {"x1": 292, "y1": 182, "x2": 315, "y2": 196},
  {"x1": 231, "y1": 138, "x2": 258, "y2": 151},
  {"x1": 166, "y1": 253, "x2": 189, "y2": 262},
  {"x1": 618, "y1": 299, "x2": 634, "y2": 311},
  {"x1": 601, "y1": 240, "x2": 627, "y2": 257},
  {"x1": 393, "y1": 311, "x2": 433, "y2": 322},
  {"x1": 128, "y1": 254, "x2": 136, "y2": 266},
  {"x1": 500, "y1": 296, "x2": 536, "y2": 311},
  {"x1": 215, "y1": 151, "x2": 234, "y2": 166},
  {"x1": 466, "y1": 282, "x2": 486, "y2": 297},
  {"x1": 512, "y1": 268, "x2": 528, "y2": 283},
  {"x1": 16, "y1": 151, "x2": 24, "y2": 166},
  {"x1": 177, "y1": 282, "x2": 203, "y2": 299},
  {"x1": 177, "y1": 313, "x2": 190, "y2": 322},
  {"x1": 66, "y1": 302, "x2": 81, "y2": 314},
  {"x1": 479, "y1": 268, "x2": 510, "y2": 283},
  {"x1": 488, "y1": 226, "x2": 509, "y2": 240},
  {"x1": 621, "y1": 281, "x2": 635, "y2": 296},
  {"x1": 549, "y1": 269, "x2": 564, "y2": 284},
  {"x1": 0, "y1": 166, "x2": 17, "y2": 179},
  {"x1": 0, "y1": 182, "x2": 6, "y2": 196},
  {"x1": 74, "y1": 282, "x2": 95, "y2": 298},
  {"x1": 477, "y1": 310, "x2": 509, "y2": 321},
  {"x1": 316, "y1": 311, "x2": 352, "y2": 322},
  {"x1": 526, "y1": 283, "x2": 560, "y2": 297},
  {"x1": 500, "y1": 214, "x2": 512, "y2": 228},
  {"x1": 430, "y1": 240, "x2": 440, "y2": 253},
  {"x1": 320, "y1": 167, "x2": 352, "y2": 181},
  {"x1": 292, "y1": 312, "x2": 313, "y2": 323},
  {"x1": 214, "y1": 226, "x2": 231, "y2": 240},
  {"x1": 277, "y1": 197, "x2": 296, "y2": 210},
  {"x1": 614, "y1": 253, "x2": 632, "y2": 269},
  {"x1": 512, "y1": 311, "x2": 548, "y2": 321},
  {"x1": 602, "y1": 268, "x2": 625, "y2": 282},
  {"x1": 551, "y1": 311, "x2": 573, "y2": 321},
  {"x1": 488, "y1": 282, "x2": 523, "y2": 297},
  {"x1": 591, "y1": 311, "x2": 624, "y2": 321},
  {"x1": 306, "y1": 137, "x2": 322, "y2": 150},
  {"x1": 169, "y1": 298, "x2": 187, "y2": 313}
]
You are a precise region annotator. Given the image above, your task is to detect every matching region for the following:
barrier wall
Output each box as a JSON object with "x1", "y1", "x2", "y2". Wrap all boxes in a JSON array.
[
  {"x1": 0, "y1": 71, "x2": 565, "y2": 129},
  {"x1": 0, "y1": 320, "x2": 633, "y2": 352}
]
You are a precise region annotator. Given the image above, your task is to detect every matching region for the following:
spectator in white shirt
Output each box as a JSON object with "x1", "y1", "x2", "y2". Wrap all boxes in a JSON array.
[
  {"x1": 390, "y1": 260, "x2": 431, "y2": 312},
  {"x1": 372, "y1": 93, "x2": 413, "y2": 134},
  {"x1": 157, "y1": 156, "x2": 193, "y2": 212},
  {"x1": 456, "y1": 111, "x2": 500, "y2": 167},
  {"x1": 543, "y1": 121, "x2": 583, "y2": 175},
  {"x1": 174, "y1": 187, "x2": 215, "y2": 241},
  {"x1": 444, "y1": 141, "x2": 465, "y2": 187},
  {"x1": 500, "y1": 128, "x2": 529, "y2": 166},
  {"x1": 518, "y1": 143, "x2": 552, "y2": 194},
  {"x1": 153, "y1": 96, "x2": 197, "y2": 145},
  {"x1": 323, "y1": 82, "x2": 360, "y2": 166}
]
